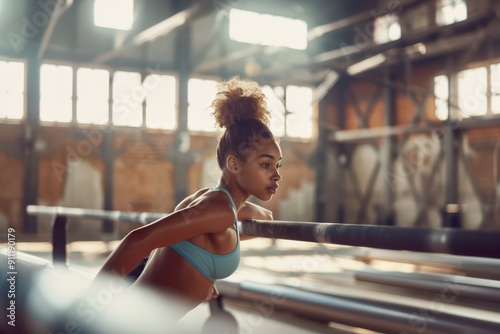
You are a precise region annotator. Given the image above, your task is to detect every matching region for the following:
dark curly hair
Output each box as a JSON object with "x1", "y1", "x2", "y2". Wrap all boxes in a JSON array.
[{"x1": 211, "y1": 76, "x2": 275, "y2": 169}]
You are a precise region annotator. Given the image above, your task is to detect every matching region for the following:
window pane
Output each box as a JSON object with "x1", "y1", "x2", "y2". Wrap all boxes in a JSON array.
[
  {"x1": 262, "y1": 85, "x2": 285, "y2": 137},
  {"x1": 434, "y1": 75, "x2": 449, "y2": 120},
  {"x1": 229, "y1": 9, "x2": 307, "y2": 50},
  {"x1": 40, "y1": 64, "x2": 73, "y2": 123},
  {"x1": 0, "y1": 60, "x2": 24, "y2": 120},
  {"x1": 492, "y1": 64, "x2": 500, "y2": 114},
  {"x1": 77, "y1": 67, "x2": 109, "y2": 125},
  {"x1": 94, "y1": 0, "x2": 133, "y2": 30},
  {"x1": 437, "y1": 0, "x2": 467, "y2": 26},
  {"x1": 145, "y1": 74, "x2": 176, "y2": 130},
  {"x1": 286, "y1": 85, "x2": 313, "y2": 138},
  {"x1": 374, "y1": 14, "x2": 401, "y2": 44},
  {"x1": 188, "y1": 78, "x2": 217, "y2": 132},
  {"x1": 458, "y1": 67, "x2": 487, "y2": 118},
  {"x1": 112, "y1": 71, "x2": 142, "y2": 127}
]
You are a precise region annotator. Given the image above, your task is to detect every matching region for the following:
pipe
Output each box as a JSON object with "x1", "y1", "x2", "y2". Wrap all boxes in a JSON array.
[
  {"x1": 26, "y1": 205, "x2": 500, "y2": 258},
  {"x1": 216, "y1": 280, "x2": 500, "y2": 334}
]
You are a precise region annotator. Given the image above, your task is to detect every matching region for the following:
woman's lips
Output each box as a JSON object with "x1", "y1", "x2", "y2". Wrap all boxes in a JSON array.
[{"x1": 267, "y1": 185, "x2": 278, "y2": 194}]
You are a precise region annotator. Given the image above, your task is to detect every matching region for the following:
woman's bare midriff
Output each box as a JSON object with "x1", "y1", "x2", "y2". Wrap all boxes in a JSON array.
[
  {"x1": 133, "y1": 225, "x2": 238, "y2": 313},
  {"x1": 134, "y1": 247, "x2": 214, "y2": 305},
  {"x1": 130, "y1": 189, "x2": 239, "y2": 316}
]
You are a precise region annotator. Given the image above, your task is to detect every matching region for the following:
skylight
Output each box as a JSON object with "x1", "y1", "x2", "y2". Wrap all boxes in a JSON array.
[
  {"x1": 436, "y1": 0, "x2": 467, "y2": 26},
  {"x1": 229, "y1": 9, "x2": 307, "y2": 50},
  {"x1": 94, "y1": 0, "x2": 134, "y2": 30}
]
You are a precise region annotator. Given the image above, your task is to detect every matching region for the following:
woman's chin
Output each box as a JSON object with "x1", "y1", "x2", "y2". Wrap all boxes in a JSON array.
[{"x1": 256, "y1": 194, "x2": 274, "y2": 202}]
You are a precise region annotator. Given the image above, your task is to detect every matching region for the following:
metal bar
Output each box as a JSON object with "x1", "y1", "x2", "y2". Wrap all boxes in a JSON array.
[
  {"x1": 27, "y1": 205, "x2": 165, "y2": 224},
  {"x1": 240, "y1": 220, "x2": 500, "y2": 259},
  {"x1": 354, "y1": 248, "x2": 500, "y2": 280},
  {"x1": 27, "y1": 205, "x2": 500, "y2": 258},
  {"x1": 37, "y1": 0, "x2": 73, "y2": 60},
  {"x1": 22, "y1": 52, "x2": 41, "y2": 234},
  {"x1": 314, "y1": 96, "x2": 329, "y2": 221},
  {"x1": 216, "y1": 280, "x2": 500, "y2": 334},
  {"x1": 355, "y1": 270, "x2": 500, "y2": 304},
  {"x1": 52, "y1": 215, "x2": 67, "y2": 267},
  {"x1": 362, "y1": 85, "x2": 384, "y2": 128},
  {"x1": 381, "y1": 70, "x2": 395, "y2": 225},
  {"x1": 330, "y1": 117, "x2": 500, "y2": 143}
]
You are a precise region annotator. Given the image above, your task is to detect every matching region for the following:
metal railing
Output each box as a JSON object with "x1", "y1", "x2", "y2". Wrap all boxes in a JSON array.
[
  {"x1": 27, "y1": 205, "x2": 500, "y2": 267},
  {"x1": 24, "y1": 205, "x2": 500, "y2": 334}
]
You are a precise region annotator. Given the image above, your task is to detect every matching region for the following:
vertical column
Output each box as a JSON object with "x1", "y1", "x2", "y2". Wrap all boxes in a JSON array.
[
  {"x1": 337, "y1": 80, "x2": 346, "y2": 223},
  {"x1": 101, "y1": 72, "x2": 115, "y2": 233},
  {"x1": 381, "y1": 70, "x2": 395, "y2": 225},
  {"x1": 102, "y1": 132, "x2": 115, "y2": 234},
  {"x1": 171, "y1": 1, "x2": 193, "y2": 205},
  {"x1": 443, "y1": 57, "x2": 461, "y2": 228},
  {"x1": 314, "y1": 96, "x2": 328, "y2": 222},
  {"x1": 22, "y1": 55, "x2": 41, "y2": 234}
]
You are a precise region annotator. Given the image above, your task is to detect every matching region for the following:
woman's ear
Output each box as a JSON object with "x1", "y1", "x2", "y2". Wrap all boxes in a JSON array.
[{"x1": 226, "y1": 155, "x2": 240, "y2": 174}]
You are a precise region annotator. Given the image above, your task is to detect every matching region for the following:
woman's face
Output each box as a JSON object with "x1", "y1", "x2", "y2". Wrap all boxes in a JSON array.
[{"x1": 236, "y1": 140, "x2": 282, "y2": 201}]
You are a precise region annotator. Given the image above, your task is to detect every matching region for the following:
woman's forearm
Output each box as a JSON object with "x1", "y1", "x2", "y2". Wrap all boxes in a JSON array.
[{"x1": 94, "y1": 231, "x2": 149, "y2": 281}]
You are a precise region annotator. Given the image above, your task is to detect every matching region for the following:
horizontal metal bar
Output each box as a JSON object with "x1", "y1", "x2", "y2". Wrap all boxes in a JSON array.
[
  {"x1": 27, "y1": 205, "x2": 166, "y2": 224},
  {"x1": 330, "y1": 117, "x2": 500, "y2": 142},
  {"x1": 352, "y1": 248, "x2": 500, "y2": 280},
  {"x1": 217, "y1": 280, "x2": 500, "y2": 334},
  {"x1": 27, "y1": 205, "x2": 500, "y2": 259},
  {"x1": 240, "y1": 220, "x2": 500, "y2": 259},
  {"x1": 355, "y1": 270, "x2": 500, "y2": 304}
]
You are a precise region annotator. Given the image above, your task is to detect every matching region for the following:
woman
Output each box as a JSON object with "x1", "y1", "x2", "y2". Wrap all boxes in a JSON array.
[{"x1": 93, "y1": 76, "x2": 282, "y2": 319}]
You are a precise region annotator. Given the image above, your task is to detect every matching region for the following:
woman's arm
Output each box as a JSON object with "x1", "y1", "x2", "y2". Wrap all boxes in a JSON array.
[{"x1": 94, "y1": 197, "x2": 235, "y2": 281}]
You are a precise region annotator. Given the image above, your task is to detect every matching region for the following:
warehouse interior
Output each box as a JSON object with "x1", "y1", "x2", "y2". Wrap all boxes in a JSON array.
[{"x1": 1, "y1": 0, "x2": 500, "y2": 333}]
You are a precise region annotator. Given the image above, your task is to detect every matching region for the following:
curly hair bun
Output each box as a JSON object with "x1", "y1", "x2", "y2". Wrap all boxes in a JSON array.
[{"x1": 211, "y1": 76, "x2": 271, "y2": 128}]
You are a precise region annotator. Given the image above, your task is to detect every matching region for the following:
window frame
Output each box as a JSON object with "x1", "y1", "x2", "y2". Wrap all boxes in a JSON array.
[{"x1": 433, "y1": 59, "x2": 500, "y2": 121}]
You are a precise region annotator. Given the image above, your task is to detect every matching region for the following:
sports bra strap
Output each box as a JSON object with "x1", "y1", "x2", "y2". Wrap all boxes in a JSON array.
[{"x1": 211, "y1": 187, "x2": 238, "y2": 221}]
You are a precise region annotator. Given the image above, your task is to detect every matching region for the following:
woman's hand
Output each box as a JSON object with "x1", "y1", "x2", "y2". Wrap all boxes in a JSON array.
[{"x1": 206, "y1": 284, "x2": 220, "y2": 300}]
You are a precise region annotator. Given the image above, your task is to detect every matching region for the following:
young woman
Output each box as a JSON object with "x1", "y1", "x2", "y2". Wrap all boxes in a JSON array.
[{"x1": 92, "y1": 76, "x2": 283, "y2": 319}]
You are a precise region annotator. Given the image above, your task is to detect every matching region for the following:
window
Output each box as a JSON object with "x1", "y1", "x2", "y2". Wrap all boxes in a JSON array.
[
  {"x1": 263, "y1": 84, "x2": 314, "y2": 139},
  {"x1": 374, "y1": 14, "x2": 401, "y2": 44},
  {"x1": 112, "y1": 71, "x2": 143, "y2": 127},
  {"x1": 77, "y1": 67, "x2": 109, "y2": 125},
  {"x1": 94, "y1": 0, "x2": 134, "y2": 30},
  {"x1": 40, "y1": 64, "x2": 73, "y2": 123},
  {"x1": 286, "y1": 85, "x2": 313, "y2": 138},
  {"x1": 145, "y1": 74, "x2": 177, "y2": 130},
  {"x1": 434, "y1": 75, "x2": 449, "y2": 120},
  {"x1": 0, "y1": 60, "x2": 24, "y2": 120},
  {"x1": 436, "y1": 0, "x2": 467, "y2": 26},
  {"x1": 229, "y1": 9, "x2": 307, "y2": 50},
  {"x1": 262, "y1": 85, "x2": 285, "y2": 137},
  {"x1": 434, "y1": 63, "x2": 500, "y2": 120},
  {"x1": 458, "y1": 67, "x2": 487, "y2": 118},
  {"x1": 188, "y1": 78, "x2": 218, "y2": 132}
]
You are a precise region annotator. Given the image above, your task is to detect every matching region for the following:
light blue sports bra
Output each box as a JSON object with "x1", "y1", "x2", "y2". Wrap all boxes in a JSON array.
[{"x1": 170, "y1": 187, "x2": 240, "y2": 282}]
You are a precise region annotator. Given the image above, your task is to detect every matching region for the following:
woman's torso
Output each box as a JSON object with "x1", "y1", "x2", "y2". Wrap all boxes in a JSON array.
[{"x1": 133, "y1": 188, "x2": 239, "y2": 307}]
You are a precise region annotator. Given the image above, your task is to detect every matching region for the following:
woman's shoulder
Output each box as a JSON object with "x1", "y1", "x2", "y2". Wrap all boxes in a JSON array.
[{"x1": 174, "y1": 188, "x2": 211, "y2": 211}]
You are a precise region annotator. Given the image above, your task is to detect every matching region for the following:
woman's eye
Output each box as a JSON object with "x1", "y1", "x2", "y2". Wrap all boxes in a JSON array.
[
  {"x1": 276, "y1": 163, "x2": 282, "y2": 169},
  {"x1": 261, "y1": 164, "x2": 270, "y2": 168}
]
